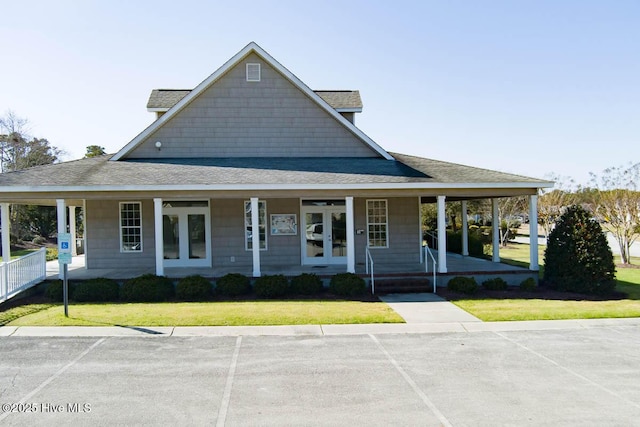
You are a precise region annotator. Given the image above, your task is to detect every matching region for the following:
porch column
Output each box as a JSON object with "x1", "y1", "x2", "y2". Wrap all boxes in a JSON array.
[
  {"x1": 529, "y1": 194, "x2": 539, "y2": 271},
  {"x1": 250, "y1": 197, "x2": 261, "y2": 277},
  {"x1": 345, "y1": 196, "x2": 355, "y2": 273},
  {"x1": 492, "y1": 198, "x2": 500, "y2": 262},
  {"x1": 153, "y1": 198, "x2": 164, "y2": 276},
  {"x1": 69, "y1": 206, "x2": 77, "y2": 256},
  {"x1": 1, "y1": 203, "x2": 10, "y2": 264},
  {"x1": 461, "y1": 200, "x2": 469, "y2": 256},
  {"x1": 56, "y1": 199, "x2": 67, "y2": 279},
  {"x1": 1, "y1": 203, "x2": 8, "y2": 300},
  {"x1": 436, "y1": 195, "x2": 447, "y2": 273}
]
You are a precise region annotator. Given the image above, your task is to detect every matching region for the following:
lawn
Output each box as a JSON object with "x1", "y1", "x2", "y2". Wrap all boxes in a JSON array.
[
  {"x1": 5, "y1": 300, "x2": 404, "y2": 326},
  {"x1": 451, "y1": 242, "x2": 640, "y2": 321}
]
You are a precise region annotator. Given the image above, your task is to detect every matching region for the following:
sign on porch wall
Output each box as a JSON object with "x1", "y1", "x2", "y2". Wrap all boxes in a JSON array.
[{"x1": 270, "y1": 214, "x2": 297, "y2": 235}]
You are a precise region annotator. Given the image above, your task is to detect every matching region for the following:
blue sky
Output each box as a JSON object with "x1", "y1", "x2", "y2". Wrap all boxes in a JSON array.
[{"x1": 1, "y1": 0, "x2": 638, "y2": 185}]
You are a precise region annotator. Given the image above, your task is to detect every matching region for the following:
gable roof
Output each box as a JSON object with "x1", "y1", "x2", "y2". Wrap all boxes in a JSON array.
[
  {"x1": 112, "y1": 42, "x2": 391, "y2": 161},
  {"x1": 147, "y1": 89, "x2": 363, "y2": 112}
]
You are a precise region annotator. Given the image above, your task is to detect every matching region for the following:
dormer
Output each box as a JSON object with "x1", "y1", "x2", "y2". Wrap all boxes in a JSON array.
[{"x1": 146, "y1": 88, "x2": 363, "y2": 123}]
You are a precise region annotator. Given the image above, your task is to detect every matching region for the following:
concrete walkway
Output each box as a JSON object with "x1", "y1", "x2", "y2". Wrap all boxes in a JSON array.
[{"x1": 379, "y1": 293, "x2": 482, "y2": 323}]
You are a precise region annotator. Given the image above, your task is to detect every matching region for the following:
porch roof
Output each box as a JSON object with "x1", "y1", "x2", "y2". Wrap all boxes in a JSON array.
[{"x1": 0, "y1": 152, "x2": 550, "y2": 193}]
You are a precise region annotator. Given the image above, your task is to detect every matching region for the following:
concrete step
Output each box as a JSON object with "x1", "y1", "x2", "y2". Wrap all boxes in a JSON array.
[{"x1": 372, "y1": 278, "x2": 433, "y2": 294}]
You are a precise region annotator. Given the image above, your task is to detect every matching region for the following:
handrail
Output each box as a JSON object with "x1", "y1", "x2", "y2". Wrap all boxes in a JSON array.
[
  {"x1": 425, "y1": 231, "x2": 437, "y2": 249},
  {"x1": 365, "y1": 246, "x2": 374, "y2": 294},
  {"x1": 1, "y1": 248, "x2": 47, "y2": 302},
  {"x1": 423, "y1": 245, "x2": 437, "y2": 293}
]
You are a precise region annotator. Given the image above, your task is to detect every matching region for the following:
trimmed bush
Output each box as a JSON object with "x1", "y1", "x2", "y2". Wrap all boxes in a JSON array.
[
  {"x1": 45, "y1": 247, "x2": 58, "y2": 261},
  {"x1": 215, "y1": 273, "x2": 251, "y2": 297},
  {"x1": 253, "y1": 274, "x2": 289, "y2": 298},
  {"x1": 329, "y1": 273, "x2": 366, "y2": 297},
  {"x1": 73, "y1": 278, "x2": 119, "y2": 302},
  {"x1": 520, "y1": 277, "x2": 537, "y2": 292},
  {"x1": 176, "y1": 275, "x2": 212, "y2": 301},
  {"x1": 482, "y1": 277, "x2": 508, "y2": 291},
  {"x1": 445, "y1": 230, "x2": 486, "y2": 257},
  {"x1": 290, "y1": 273, "x2": 323, "y2": 295},
  {"x1": 121, "y1": 274, "x2": 175, "y2": 302},
  {"x1": 543, "y1": 205, "x2": 616, "y2": 295},
  {"x1": 44, "y1": 280, "x2": 75, "y2": 302},
  {"x1": 446, "y1": 276, "x2": 478, "y2": 294}
]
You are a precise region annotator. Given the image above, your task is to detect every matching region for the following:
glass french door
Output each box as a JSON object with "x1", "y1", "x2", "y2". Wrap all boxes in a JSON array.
[
  {"x1": 162, "y1": 204, "x2": 210, "y2": 267},
  {"x1": 301, "y1": 206, "x2": 347, "y2": 265}
]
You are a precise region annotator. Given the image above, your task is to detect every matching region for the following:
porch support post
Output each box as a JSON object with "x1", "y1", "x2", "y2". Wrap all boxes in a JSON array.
[
  {"x1": 69, "y1": 206, "x2": 77, "y2": 256},
  {"x1": 345, "y1": 196, "x2": 355, "y2": 273},
  {"x1": 251, "y1": 197, "x2": 261, "y2": 277},
  {"x1": 56, "y1": 199, "x2": 67, "y2": 279},
  {"x1": 1, "y1": 203, "x2": 10, "y2": 264},
  {"x1": 529, "y1": 194, "x2": 539, "y2": 271},
  {"x1": 153, "y1": 198, "x2": 164, "y2": 276},
  {"x1": 492, "y1": 198, "x2": 500, "y2": 263},
  {"x1": 461, "y1": 200, "x2": 469, "y2": 256},
  {"x1": 1, "y1": 203, "x2": 8, "y2": 300},
  {"x1": 436, "y1": 195, "x2": 447, "y2": 273}
]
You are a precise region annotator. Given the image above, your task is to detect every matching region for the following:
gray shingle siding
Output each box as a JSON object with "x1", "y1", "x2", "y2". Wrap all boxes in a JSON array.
[{"x1": 129, "y1": 53, "x2": 378, "y2": 159}]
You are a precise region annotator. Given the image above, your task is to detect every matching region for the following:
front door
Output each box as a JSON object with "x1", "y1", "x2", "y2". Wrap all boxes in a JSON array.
[
  {"x1": 162, "y1": 202, "x2": 211, "y2": 267},
  {"x1": 301, "y1": 206, "x2": 347, "y2": 265}
]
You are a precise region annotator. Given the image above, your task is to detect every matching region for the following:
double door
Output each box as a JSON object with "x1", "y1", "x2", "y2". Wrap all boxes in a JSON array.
[
  {"x1": 162, "y1": 205, "x2": 211, "y2": 267},
  {"x1": 301, "y1": 206, "x2": 347, "y2": 265}
]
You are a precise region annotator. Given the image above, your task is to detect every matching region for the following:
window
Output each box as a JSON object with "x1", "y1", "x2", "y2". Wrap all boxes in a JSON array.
[
  {"x1": 245, "y1": 200, "x2": 267, "y2": 250},
  {"x1": 120, "y1": 202, "x2": 142, "y2": 252},
  {"x1": 246, "y1": 63, "x2": 261, "y2": 82},
  {"x1": 367, "y1": 199, "x2": 388, "y2": 248}
]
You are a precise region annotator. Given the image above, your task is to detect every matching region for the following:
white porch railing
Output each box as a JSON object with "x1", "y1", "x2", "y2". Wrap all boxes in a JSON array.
[
  {"x1": 365, "y1": 246, "x2": 375, "y2": 294},
  {"x1": 423, "y1": 245, "x2": 437, "y2": 293},
  {"x1": 0, "y1": 248, "x2": 47, "y2": 303}
]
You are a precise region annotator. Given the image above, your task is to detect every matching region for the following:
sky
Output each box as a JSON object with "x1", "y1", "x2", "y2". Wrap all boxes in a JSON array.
[{"x1": 1, "y1": 0, "x2": 638, "y2": 185}]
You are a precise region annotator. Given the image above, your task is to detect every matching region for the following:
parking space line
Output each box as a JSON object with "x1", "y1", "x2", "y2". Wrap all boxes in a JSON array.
[
  {"x1": 495, "y1": 331, "x2": 640, "y2": 410},
  {"x1": 0, "y1": 337, "x2": 107, "y2": 423},
  {"x1": 369, "y1": 334, "x2": 453, "y2": 427},
  {"x1": 216, "y1": 336, "x2": 242, "y2": 427}
]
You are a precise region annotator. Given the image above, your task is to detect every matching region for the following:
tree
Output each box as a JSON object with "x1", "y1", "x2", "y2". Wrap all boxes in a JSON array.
[
  {"x1": 0, "y1": 110, "x2": 62, "y2": 242},
  {"x1": 497, "y1": 196, "x2": 527, "y2": 246},
  {"x1": 537, "y1": 174, "x2": 578, "y2": 242},
  {"x1": 589, "y1": 163, "x2": 640, "y2": 265},
  {"x1": 85, "y1": 145, "x2": 106, "y2": 158},
  {"x1": 543, "y1": 205, "x2": 616, "y2": 295}
]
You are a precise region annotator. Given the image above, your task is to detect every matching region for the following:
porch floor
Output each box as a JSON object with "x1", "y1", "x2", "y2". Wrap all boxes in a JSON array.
[{"x1": 45, "y1": 251, "x2": 535, "y2": 283}]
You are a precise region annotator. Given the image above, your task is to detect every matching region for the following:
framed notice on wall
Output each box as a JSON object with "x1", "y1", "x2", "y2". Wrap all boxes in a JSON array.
[{"x1": 270, "y1": 214, "x2": 297, "y2": 235}]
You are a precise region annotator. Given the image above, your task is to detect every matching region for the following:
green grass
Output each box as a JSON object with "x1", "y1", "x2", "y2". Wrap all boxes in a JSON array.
[
  {"x1": 0, "y1": 304, "x2": 54, "y2": 325},
  {"x1": 7, "y1": 300, "x2": 404, "y2": 326},
  {"x1": 451, "y1": 244, "x2": 640, "y2": 321},
  {"x1": 10, "y1": 249, "x2": 37, "y2": 259}
]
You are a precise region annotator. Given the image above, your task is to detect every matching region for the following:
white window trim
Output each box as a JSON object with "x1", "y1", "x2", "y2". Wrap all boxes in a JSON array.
[
  {"x1": 119, "y1": 201, "x2": 143, "y2": 253},
  {"x1": 366, "y1": 199, "x2": 389, "y2": 249},
  {"x1": 244, "y1": 200, "x2": 267, "y2": 251},
  {"x1": 246, "y1": 63, "x2": 261, "y2": 82}
]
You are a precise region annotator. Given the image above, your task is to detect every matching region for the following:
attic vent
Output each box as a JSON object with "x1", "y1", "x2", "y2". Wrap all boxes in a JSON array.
[{"x1": 246, "y1": 63, "x2": 261, "y2": 82}]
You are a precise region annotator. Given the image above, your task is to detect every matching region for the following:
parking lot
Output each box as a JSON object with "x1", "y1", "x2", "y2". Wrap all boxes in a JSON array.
[{"x1": 1, "y1": 324, "x2": 640, "y2": 426}]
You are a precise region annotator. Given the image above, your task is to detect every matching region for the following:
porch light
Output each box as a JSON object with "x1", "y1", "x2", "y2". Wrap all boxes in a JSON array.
[{"x1": 155, "y1": 141, "x2": 162, "y2": 151}]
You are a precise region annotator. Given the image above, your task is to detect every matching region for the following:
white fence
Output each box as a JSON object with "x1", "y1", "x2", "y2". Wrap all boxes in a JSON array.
[{"x1": 0, "y1": 248, "x2": 47, "y2": 303}]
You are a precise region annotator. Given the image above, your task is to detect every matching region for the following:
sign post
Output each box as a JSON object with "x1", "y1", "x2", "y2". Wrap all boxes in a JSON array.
[{"x1": 58, "y1": 232, "x2": 72, "y2": 317}]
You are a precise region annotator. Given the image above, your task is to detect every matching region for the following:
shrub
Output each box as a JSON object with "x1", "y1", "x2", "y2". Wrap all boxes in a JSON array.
[
  {"x1": 329, "y1": 273, "x2": 366, "y2": 297},
  {"x1": 482, "y1": 277, "x2": 508, "y2": 291},
  {"x1": 543, "y1": 205, "x2": 616, "y2": 295},
  {"x1": 32, "y1": 235, "x2": 46, "y2": 245},
  {"x1": 73, "y1": 278, "x2": 119, "y2": 302},
  {"x1": 215, "y1": 273, "x2": 251, "y2": 297},
  {"x1": 120, "y1": 274, "x2": 175, "y2": 302},
  {"x1": 176, "y1": 275, "x2": 212, "y2": 301},
  {"x1": 445, "y1": 230, "x2": 486, "y2": 257},
  {"x1": 290, "y1": 273, "x2": 323, "y2": 295},
  {"x1": 446, "y1": 276, "x2": 478, "y2": 294},
  {"x1": 520, "y1": 277, "x2": 537, "y2": 292},
  {"x1": 44, "y1": 280, "x2": 75, "y2": 302},
  {"x1": 45, "y1": 247, "x2": 58, "y2": 261},
  {"x1": 253, "y1": 274, "x2": 289, "y2": 298}
]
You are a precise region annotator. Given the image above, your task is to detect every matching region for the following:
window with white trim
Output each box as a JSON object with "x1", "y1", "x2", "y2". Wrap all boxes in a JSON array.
[
  {"x1": 120, "y1": 202, "x2": 142, "y2": 252},
  {"x1": 366, "y1": 199, "x2": 388, "y2": 248},
  {"x1": 244, "y1": 200, "x2": 267, "y2": 250},
  {"x1": 246, "y1": 63, "x2": 261, "y2": 82}
]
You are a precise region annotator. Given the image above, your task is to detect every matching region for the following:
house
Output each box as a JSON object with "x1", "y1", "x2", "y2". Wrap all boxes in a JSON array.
[{"x1": 0, "y1": 42, "x2": 552, "y2": 284}]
